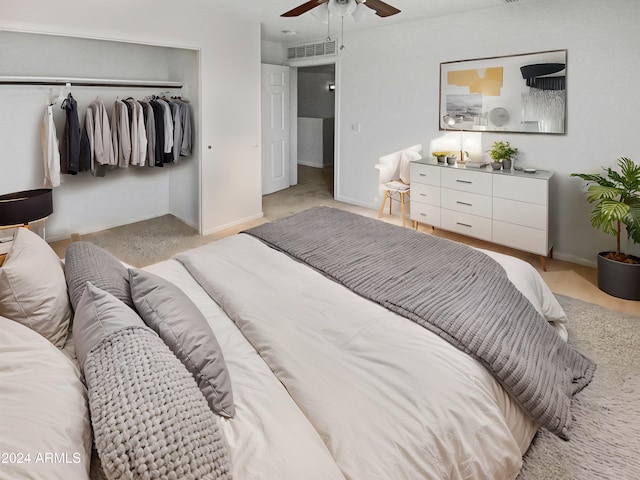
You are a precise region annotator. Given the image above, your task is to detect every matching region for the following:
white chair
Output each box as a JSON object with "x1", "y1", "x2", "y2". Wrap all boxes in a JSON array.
[{"x1": 375, "y1": 145, "x2": 422, "y2": 227}]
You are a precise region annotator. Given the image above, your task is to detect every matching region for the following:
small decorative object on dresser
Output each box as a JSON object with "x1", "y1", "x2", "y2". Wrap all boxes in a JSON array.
[
  {"x1": 488, "y1": 140, "x2": 519, "y2": 170},
  {"x1": 433, "y1": 151, "x2": 448, "y2": 163},
  {"x1": 571, "y1": 157, "x2": 640, "y2": 300}
]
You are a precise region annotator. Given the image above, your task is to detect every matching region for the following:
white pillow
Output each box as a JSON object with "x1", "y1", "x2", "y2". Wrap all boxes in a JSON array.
[
  {"x1": 0, "y1": 315, "x2": 91, "y2": 480},
  {"x1": 399, "y1": 149, "x2": 422, "y2": 184},
  {"x1": 0, "y1": 227, "x2": 72, "y2": 348}
]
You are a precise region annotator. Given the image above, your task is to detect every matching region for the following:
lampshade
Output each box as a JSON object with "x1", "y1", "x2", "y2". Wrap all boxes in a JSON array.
[
  {"x1": 314, "y1": 0, "x2": 364, "y2": 21},
  {"x1": 0, "y1": 189, "x2": 53, "y2": 227},
  {"x1": 329, "y1": 0, "x2": 357, "y2": 17}
]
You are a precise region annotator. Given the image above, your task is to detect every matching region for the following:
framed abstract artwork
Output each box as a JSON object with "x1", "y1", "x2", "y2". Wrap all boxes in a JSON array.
[{"x1": 439, "y1": 50, "x2": 567, "y2": 134}]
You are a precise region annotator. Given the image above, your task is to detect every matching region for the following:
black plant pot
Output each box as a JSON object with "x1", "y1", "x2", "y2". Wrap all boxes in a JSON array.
[{"x1": 597, "y1": 252, "x2": 640, "y2": 300}]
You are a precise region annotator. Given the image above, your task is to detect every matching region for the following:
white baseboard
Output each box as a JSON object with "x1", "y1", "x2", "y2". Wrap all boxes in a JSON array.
[
  {"x1": 552, "y1": 251, "x2": 597, "y2": 269},
  {"x1": 46, "y1": 213, "x2": 174, "y2": 243},
  {"x1": 334, "y1": 193, "x2": 377, "y2": 210},
  {"x1": 201, "y1": 212, "x2": 264, "y2": 236},
  {"x1": 172, "y1": 214, "x2": 198, "y2": 230}
]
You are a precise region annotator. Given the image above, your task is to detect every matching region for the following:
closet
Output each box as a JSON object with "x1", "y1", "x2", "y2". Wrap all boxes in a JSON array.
[{"x1": 0, "y1": 31, "x2": 200, "y2": 240}]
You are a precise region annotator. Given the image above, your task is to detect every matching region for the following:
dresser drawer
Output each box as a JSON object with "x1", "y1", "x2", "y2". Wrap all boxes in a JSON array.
[
  {"x1": 493, "y1": 220, "x2": 549, "y2": 256},
  {"x1": 441, "y1": 209, "x2": 492, "y2": 241},
  {"x1": 411, "y1": 183, "x2": 440, "y2": 207},
  {"x1": 441, "y1": 168, "x2": 492, "y2": 196},
  {"x1": 442, "y1": 188, "x2": 492, "y2": 218},
  {"x1": 493, "y1": 174, "x2": 548, "y2": 205},
  {"x1": 411, "y1": 163, "x2": 440, "y2": 186},
  {"x1": 493, "y1": 198, "x2": 547, "y2": 230},
  {"x1": 411, "y1": 203, "x2": 441, "y2": 227}
]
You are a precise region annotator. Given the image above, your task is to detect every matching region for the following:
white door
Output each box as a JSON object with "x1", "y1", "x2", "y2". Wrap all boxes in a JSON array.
[{"x1": 261, "y1": 64, "x2": 290, "y2": 195}]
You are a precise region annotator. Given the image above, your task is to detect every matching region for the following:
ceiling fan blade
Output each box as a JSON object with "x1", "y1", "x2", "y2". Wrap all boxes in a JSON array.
[
  {"x1": 361, "y1": 0, "x2": 401, "y2": 17},
  {"x1": 281, "y1": 0, "x2": 329, "y2": 17}
]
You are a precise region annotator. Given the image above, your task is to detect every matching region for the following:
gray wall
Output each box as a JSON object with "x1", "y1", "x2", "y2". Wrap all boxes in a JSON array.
[{"x1": 298, "y1": 69, "x2": 335, "y2": 119}]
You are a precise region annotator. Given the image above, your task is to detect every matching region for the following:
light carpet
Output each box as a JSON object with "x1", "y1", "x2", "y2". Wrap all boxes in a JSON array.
[{"x1": 517, "y1": 294, "x2": 640, "y2": 480}]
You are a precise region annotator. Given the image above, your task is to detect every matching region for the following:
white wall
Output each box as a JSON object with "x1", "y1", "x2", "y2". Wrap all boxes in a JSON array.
[
  {"x1": 262, "y1": 40, "x2": 285, "y2": 65},
  {"x1": 0, "y1": 0, "x2": 262, "y2": 237},
  {"x1": 334, "y1": 0, "x2": 640, "y2": 266}
]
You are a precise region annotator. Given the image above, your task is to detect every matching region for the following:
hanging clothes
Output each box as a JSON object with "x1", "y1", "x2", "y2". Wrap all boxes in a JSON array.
[
  {"x1": 149, "y1": 99, "x2": 165, "y2": 167},
  {"x1": 124, "y1": 98, "x2": 140, "y2": 166},
  {"x1": 134, "y1": 99, "x2": 148, "y2": 167},
  {"x1": 85, "y1": 98, "x2": 114, "y2": 176},
  {"x1": 79, "y1": 110, "x2": 94, "y2": 174},
  {"x1": 137, "y1": 99, "x2": 148, "y2": 167},
  {"x1": 37, "y1": 89, "x2": 194, "y2": 184},
  {"x1": 124, "y1": 98, "x2": 147, "y2": 167},
  {"x1": 171, "y1": 100, "x2": 182, "y2": 163},
  {"x1": 78, "y1": 123, "x2": 91, "y2": 173},
  {"x1": 177, "y1": 99, "x2": 193, "y2": 157},
  {"x1": 140, "y1": 100, "x2": 156, "y2": 168},
  {"x1": 156, "y1": 97, "x2": 174, "y2": 163},
  {"x1": 60, "y1": 93, "x2": 81, "y2": 175},
  {"x1": 41, "y1": 104, "x2": 61, "y2": 188},
  {"x1": 111, "y1": 99, "x2": 131, "y2": 168}
]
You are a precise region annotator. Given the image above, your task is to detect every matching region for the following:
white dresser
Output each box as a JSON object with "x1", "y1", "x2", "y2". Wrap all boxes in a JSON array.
[{"x1": 410, "y1": 159, "x2": 553, "y2": 268}]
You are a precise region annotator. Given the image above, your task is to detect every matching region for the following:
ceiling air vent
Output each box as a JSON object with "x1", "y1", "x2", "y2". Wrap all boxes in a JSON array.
[{"x1": 287, "y1": 39, "x2": 338, "y2": 61}]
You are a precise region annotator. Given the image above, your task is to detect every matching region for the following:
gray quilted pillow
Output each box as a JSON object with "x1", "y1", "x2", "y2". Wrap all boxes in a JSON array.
[
  {"x1": 129, "y1": 269, "x2": 235, "y2": 418},
  {"x1": 65, "y1": 242, "x2": 133, "y2": 311},
  {"x1": 85, "y1": 325, "x2": 232, "y2": 479}
]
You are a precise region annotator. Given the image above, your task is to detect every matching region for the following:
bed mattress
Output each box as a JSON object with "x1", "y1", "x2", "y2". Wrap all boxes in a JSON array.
[{"x1": 144, "y1": 232, "x2": 571, "y2": 480}]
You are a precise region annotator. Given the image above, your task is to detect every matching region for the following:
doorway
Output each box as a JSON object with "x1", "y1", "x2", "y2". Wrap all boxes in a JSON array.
[{"x1": 296, "y1": 63, "x2": 336, "y2": 197}]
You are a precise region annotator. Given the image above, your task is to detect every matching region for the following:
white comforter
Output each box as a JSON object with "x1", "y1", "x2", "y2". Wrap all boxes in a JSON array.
[
  {"x1": 144, "y1": 259, "x2": 346, "y2": 480},
  {"x1": 151, "y1": 234, "x2": 568, "y2": 480}
]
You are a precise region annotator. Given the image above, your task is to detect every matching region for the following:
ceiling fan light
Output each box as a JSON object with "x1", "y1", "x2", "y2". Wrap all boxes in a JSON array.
[
  {"x1": 329, "y1": 0, "x2": 357, "y2": 17},
  {"x1": 352, "y1": 2, "x2": 376, "y2": 22}
]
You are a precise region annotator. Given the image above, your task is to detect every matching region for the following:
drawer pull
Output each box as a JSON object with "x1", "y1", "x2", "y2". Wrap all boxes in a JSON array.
[
  {"x1": 456, "y1": 222, "x2": 472, "y2": 228},
  {"x1": 456, "y1": 179, "x2": 472, "y2": 184},
  {"x1": 420, "y1": 193, "x2": 427, "y2": 197},
  {"x1": 419, "y1": 173, "x2": 427, "y2": 177},
  {"x1": 456, "y1": 201, "x2": 472, "y2": 206},
  {"x1": 420, "y1": 213, "x2": 427, "y2": 217}
]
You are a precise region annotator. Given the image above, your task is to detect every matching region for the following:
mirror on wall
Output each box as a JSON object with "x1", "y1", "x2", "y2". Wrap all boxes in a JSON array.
[{"x1": 439, "y1": 49, "x2": 567, "y2": 134}]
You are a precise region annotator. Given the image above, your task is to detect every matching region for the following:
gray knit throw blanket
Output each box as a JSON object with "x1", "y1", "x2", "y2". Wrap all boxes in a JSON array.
[
  {"x1": 244, "y1": 206, "x2": 596, "y2": 440},
  {"x1": 84, "y1": 326, "x2": 232, "y2": 480}
]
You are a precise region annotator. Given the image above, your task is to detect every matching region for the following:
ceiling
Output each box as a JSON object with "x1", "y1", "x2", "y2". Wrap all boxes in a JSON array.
[{"x1": 223, "y1": 0, "x2": 524, "y2": 44}]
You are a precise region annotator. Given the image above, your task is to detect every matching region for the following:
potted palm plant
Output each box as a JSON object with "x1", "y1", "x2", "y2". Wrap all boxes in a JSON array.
[
  {"x1": 571, "y1": 157, "x2": 640, "y2": 300},
  {"x1": 488, "y1": 140, "x2": 519, "y2": 170}
]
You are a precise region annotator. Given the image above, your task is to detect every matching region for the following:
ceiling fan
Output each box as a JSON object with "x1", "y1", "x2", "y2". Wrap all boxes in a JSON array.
[{"x1": 281, "y1": 0, "x2": 401, "y2": 18}]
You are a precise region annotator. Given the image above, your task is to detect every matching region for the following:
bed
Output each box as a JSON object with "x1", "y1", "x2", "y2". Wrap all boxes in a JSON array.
[{"x1": 0, "y1": 206, "x2": 595, "y2": 480}]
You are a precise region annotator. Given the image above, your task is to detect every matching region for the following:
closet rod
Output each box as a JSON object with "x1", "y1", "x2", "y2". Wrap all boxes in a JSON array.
[{"x1": 0, "y1": 76, "x2": 182, "y2": 89}]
